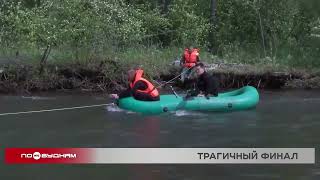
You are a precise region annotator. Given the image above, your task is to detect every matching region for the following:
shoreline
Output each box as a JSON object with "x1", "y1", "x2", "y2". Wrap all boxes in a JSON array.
[{"x1": 1, "y1": 61, "x2": 320, "y2": 95}]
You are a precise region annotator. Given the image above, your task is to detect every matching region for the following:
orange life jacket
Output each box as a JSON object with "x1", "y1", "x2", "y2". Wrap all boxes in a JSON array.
[
  {"x1": 183, "y1": 48, "x2": 199, "y2": 68},
  {"x1": 129, "y1": 69, "x2": 159, "y2": 98}
]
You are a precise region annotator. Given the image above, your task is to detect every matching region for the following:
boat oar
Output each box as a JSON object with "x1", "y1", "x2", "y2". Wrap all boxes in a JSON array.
[
  {"x1": 169, "y1": 85, "x2": 180, "y2": 98},
  {"x1": 148, "y1": 66, "x2": 195, "y2": 98},
  {"x1": 154, "y1": 65, "x2": 195, "y2": 89}
]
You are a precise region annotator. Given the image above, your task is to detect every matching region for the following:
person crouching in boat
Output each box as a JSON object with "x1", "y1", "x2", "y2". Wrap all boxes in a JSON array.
[
  {"x1": 185, "y1": 63, "x2": 219, "y2": 100},
  {"x1": 109, "y1": 68, "x2": 160, "y2": 101}
]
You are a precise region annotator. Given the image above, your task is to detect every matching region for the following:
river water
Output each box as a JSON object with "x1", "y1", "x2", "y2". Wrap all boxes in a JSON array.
[{"x1": 0, "y1": 90, "x2": 319, "y2": 180}]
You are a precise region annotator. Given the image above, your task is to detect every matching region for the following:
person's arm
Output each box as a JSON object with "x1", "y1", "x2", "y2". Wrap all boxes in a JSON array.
[
  {"x1": 196, "y1": 56, "x2": 200, "y2": 62},
  {"x1": 180, "y1": 54, "x2": 185, "y2": 66},
  {"x1": 132, "y1": 81, "x2": 147, "y2": 93},
  {"x1": 118, "y1": 87, "x2": 132, "y2": 99},
  {"x1": 132, "y1": 81, "x2": 160, "y2": 101},
  {"x1": 118, "y1": 81, "x2": 148, "y2": 99}
]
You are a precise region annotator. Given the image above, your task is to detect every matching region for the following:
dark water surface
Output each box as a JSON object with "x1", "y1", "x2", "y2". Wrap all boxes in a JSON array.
[{"x1": 0, "y1": 90, "x2": 319, "y2": 180}]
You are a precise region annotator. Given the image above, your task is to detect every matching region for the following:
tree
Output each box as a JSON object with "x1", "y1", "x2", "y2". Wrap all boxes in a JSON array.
[{"x1": 209, "y1": 0, "x2": 217, "y2": 53}]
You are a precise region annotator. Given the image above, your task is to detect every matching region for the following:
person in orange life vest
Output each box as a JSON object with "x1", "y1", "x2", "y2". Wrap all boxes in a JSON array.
[
  {"x1": 181, "y1": 46, "x2": 200, "y2": 67},
  {"x1": 109, "y1": 69, "x2": 160, "y2": 101},
  {"x1": 180, "y1": 46, "x2": 200, "y2": 82}
]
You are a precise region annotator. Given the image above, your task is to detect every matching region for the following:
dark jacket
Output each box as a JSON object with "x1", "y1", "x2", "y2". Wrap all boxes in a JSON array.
[
  {"x1": 119, "y1": 80, "x2": 160, "y2": 101},
  {"x1": 187, "y1": 71, "x2": 219, "y2": 98}
]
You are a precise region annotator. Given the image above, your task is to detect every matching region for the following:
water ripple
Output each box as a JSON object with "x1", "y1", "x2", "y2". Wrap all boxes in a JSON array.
[
  {"x1": 105, "y1": 104, "x2": 124, "y2": 112},
  {"x1": 21, "y1": 96, "x2": 56, "y2": 100},
  {"x1": 173, "y1": 110, "x2": 207, "y2": 117}
]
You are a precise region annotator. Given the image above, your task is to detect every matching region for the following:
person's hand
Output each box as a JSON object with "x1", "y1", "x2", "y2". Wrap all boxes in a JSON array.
[
  {"x1": 197, "y1": 91, "x2": 204, "y2": 97},
  {"x1": 185, "y1": 91, "x2": 192, "y2": 98},
  {"x1": 109, "y1": 94, "x2": 119, "y2": 99},
  {"x1": 184, "y1": 90, "x2": 194, "y2": 100}
]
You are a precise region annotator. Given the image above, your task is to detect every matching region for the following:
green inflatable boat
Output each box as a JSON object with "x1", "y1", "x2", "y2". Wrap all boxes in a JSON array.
[{"x1": 117, "y1": 86, "x2": 259, "y2": 114}]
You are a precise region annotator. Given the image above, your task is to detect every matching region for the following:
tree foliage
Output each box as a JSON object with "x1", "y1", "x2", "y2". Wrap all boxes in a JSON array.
[{"x1": 0, "y1": 0, "x2": 318, "y2": 65}]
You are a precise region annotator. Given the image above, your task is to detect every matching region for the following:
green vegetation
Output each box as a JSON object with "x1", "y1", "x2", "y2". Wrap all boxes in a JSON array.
[{"x1": 0, "y1": 0, "x2": 319, "y2": 73}]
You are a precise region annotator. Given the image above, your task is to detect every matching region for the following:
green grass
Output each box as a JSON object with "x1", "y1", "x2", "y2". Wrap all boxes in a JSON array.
[{"x1": 0, "y1": 44, "x2": 319, "y2": 76}]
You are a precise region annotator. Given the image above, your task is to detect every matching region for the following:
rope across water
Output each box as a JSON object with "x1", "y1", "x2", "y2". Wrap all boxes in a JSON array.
[{"x1": 0, "y1": 103, "x2": 114, "y2": 116}]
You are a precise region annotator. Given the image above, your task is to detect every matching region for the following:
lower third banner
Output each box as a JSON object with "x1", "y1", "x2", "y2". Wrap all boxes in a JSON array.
[{"x1": 4, "y1": 148, "x2": 315, "y2": 164}]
